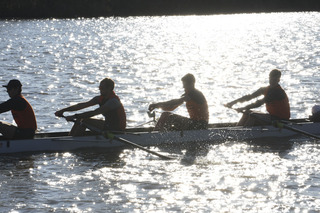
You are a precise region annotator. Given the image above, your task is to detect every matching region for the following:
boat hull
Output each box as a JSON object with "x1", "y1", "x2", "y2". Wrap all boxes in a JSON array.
[{"x1": 1, "y1": 121, "x2": 320, "y2": 154}]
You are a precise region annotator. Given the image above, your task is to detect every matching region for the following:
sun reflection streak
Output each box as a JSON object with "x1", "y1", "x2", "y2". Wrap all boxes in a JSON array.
[{"x1": 2, "y1": 13, "x2": 320, "y2": 212}]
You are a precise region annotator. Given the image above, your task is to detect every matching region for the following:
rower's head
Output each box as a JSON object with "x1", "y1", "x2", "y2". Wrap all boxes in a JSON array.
[
  {"x1": 3, "y1": 79, "x2": 22, "y2": 98},
  {"x1": 181, "y1": 73, "x2": 195, "y2": 93},
  {"x1": 269, "y1": 69, "x2": 281, "y2": 86},
  {"x1": 99, "y1": 78, "x2": 114, "y2": 97}
]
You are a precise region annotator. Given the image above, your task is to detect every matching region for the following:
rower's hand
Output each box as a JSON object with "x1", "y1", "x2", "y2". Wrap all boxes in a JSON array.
[
  {"x1": 224, "y1": 102, "x2": 234, "y2": 109},
  {"x1": 148, "y1": 103, "x2": 158, "y2": 112},
  {"x1": 55, "y1": 110, "x2": 64, "y2": 118},
  {"x1": 147, "y1": 110, "x2": 155, "y2": 118}
]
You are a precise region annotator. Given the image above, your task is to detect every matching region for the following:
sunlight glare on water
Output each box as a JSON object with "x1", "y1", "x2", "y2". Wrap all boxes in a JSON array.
[
  {"x1": 1, "y1": 13, "x2": 320, "y2": 129},
  {"x1": 1, "y1": 12, "x2": 320, "y2": 212},
  {"x1": 58, "y1": 142, "x2": 317, "y2": 213}
]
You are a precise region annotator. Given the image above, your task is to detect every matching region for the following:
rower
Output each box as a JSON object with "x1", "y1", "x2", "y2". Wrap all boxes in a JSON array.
[
  {"x1": 148, "y1": 73, "x2": 209, "y2": 131},
  {"x1": 55, "y1": 78, "x2": 126, "y2": 136},
  {"x1": 224, "y1": 69, "x2": 290, "y2": 126},
  {"x1": 309, "y1": 105, "x2": 320, "y2": 122},
  {"x1": 0, "y1": 79, "x2": 37, "y2": 139}
]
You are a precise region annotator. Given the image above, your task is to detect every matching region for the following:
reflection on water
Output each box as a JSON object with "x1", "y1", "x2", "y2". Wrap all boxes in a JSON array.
[
  {"x1": 1, "y1": 13, "x2": 320, "y2": 132},
  {"x1": 1, "y1": 12, "x2": 320, "y2": 212},
  {"x1": 0, "y1": 140, "x2": 320, "y2": 212},
  {"x1": 247, "y1": 137, "x2": 295, "y2": 154}
]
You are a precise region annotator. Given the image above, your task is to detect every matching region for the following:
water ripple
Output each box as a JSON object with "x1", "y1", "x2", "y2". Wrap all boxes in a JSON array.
[{"x1": 1, "y1": 12, "x2": 320, "y2": 212}]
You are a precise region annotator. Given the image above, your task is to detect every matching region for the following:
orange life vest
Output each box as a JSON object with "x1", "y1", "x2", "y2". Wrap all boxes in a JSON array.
[
  {"x1": 11, "y1": 95, "x2": 37, "y2": 130},
  {"x1": 264, "y1": 85, "x2": 290, "y2": 120},
  {"x1": 98, "y1": 92, "x2": 126, "y2": 130}
]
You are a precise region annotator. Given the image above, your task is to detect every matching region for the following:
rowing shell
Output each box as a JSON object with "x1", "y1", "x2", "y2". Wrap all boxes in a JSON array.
[{"x1": 1, "y1": 119, "x2": 319, "y2": 154}]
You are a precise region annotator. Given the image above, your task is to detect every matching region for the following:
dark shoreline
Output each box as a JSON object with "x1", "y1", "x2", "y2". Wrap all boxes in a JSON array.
[{"x1": 1, "y1": 0, "x2": 320, "y2": 19}]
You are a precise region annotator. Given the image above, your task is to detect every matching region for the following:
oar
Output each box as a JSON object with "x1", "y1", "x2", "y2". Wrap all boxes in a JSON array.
[
  {"x1": 248, "y1": 112, "x2": 320, "y2": 140},
  {"x1": 225, "y1": 106, "x2": 320, "y2": 140},
  {"x1": 274, "y1": 121, "x2": 320, "y2": 140},
  {"x1": 82, "y1": 121, "x2": 175, "y2": 160},
  {"x1": 131, "y1": 111, "x2": 157, "y2": 128},
  {"x1": 60, "y1": 116, "x2": 175, "y2": 160}
]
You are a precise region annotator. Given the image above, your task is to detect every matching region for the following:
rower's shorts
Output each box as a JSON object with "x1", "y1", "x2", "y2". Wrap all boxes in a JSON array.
[
  {"x1": 187, "y1": 120, "x2": 208, "y2": 130},
  {"x1": 14, "y1": 128, "x2": 35, "y2": 139}
]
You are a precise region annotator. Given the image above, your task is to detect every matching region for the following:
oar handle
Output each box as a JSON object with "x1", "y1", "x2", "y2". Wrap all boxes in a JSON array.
[
  {"x1": 224, "y1": 105, "x2": 248, "y2": 114},
  {"x1": 57, "y1": 115, "x2": 76, "y2": 122}
]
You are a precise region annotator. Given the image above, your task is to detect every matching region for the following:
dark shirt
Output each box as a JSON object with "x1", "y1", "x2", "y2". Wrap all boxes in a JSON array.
[{"x1": 264, "y1": 85, "x2": 288, "y2": 103}]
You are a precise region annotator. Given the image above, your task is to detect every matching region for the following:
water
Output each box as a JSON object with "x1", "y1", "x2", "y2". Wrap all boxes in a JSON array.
[{"x1": 1, "y1": 12, "x2": 320, "y2": 212}]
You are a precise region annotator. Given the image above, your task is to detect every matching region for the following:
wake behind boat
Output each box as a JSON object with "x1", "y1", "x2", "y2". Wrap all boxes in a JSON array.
[{"x1": 1, "y1": 118, "x2": 319, "y2": 154}]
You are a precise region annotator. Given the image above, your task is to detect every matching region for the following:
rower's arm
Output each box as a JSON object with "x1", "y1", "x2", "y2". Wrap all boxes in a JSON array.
[
  {"x1": 55, "y1": 97, "x2": 97, "y2": 117},
  {"x1": 74, "y1": 108, "x2": 101, "y2": 119},
  {"x1": 74, "y1": 98, "x2": 121, "y2": 119},
  {"x1": 0, "y1": 100, "x2": 13, "y2": 114},
  {"x1": 225, "y1": 87, "x2": 265, "y2": 108},
  {"x1": 149, "y1": 98, "x2": 184, "y2": 112},
  {"x1": 241, "y1": 98, "x2": 265, "y2": 111}
]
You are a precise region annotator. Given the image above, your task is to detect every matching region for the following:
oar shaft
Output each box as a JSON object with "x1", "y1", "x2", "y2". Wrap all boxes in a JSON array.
[
  {"x1": 112, "y1": 135, "x2": 174, "y2": 160},
  {"x1": 245, "y1": 111, "x2": 320, "y2": 140},
  {"x1": 58, "y1": 115, "x2": 174, "y2": 159},
  {"x1": 224, "y1": 106, "x2": 320, "y2": 141},
  {"x1": 279, "y1": 123, "x2": 320, "y2": 140},
  {"x1": 81, "y1": 121, "x2": 175, "y2": 160}
]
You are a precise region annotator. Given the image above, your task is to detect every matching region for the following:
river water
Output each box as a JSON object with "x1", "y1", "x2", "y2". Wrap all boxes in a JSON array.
[{"x1": 1, "y1": 12, "x2": 320, "y2": 212}]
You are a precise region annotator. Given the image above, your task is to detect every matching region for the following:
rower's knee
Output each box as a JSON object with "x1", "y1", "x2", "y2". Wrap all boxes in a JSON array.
[{"x1": 160, "y1": 112, "x2": 172, "y2": 119}]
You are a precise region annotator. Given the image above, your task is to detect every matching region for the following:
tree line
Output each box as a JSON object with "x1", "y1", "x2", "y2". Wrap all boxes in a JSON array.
[{"x1": 1, "y1": 0, "x2": 320, "y2": 19}]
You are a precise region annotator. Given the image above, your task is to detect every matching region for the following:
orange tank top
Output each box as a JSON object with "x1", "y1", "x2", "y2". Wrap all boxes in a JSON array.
[
  {"x1": 185, "y1": 89, "x2": 209, "y2": 122},
  {"x1": 264, "y1": 85, "x2": 290, "y2": 120},
  {"x1": 11, "y1": 95, "x2": 37, "y2": 130},
  {"x1": 186, "y1": 100, "x2": 209, "y2": 122}
]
